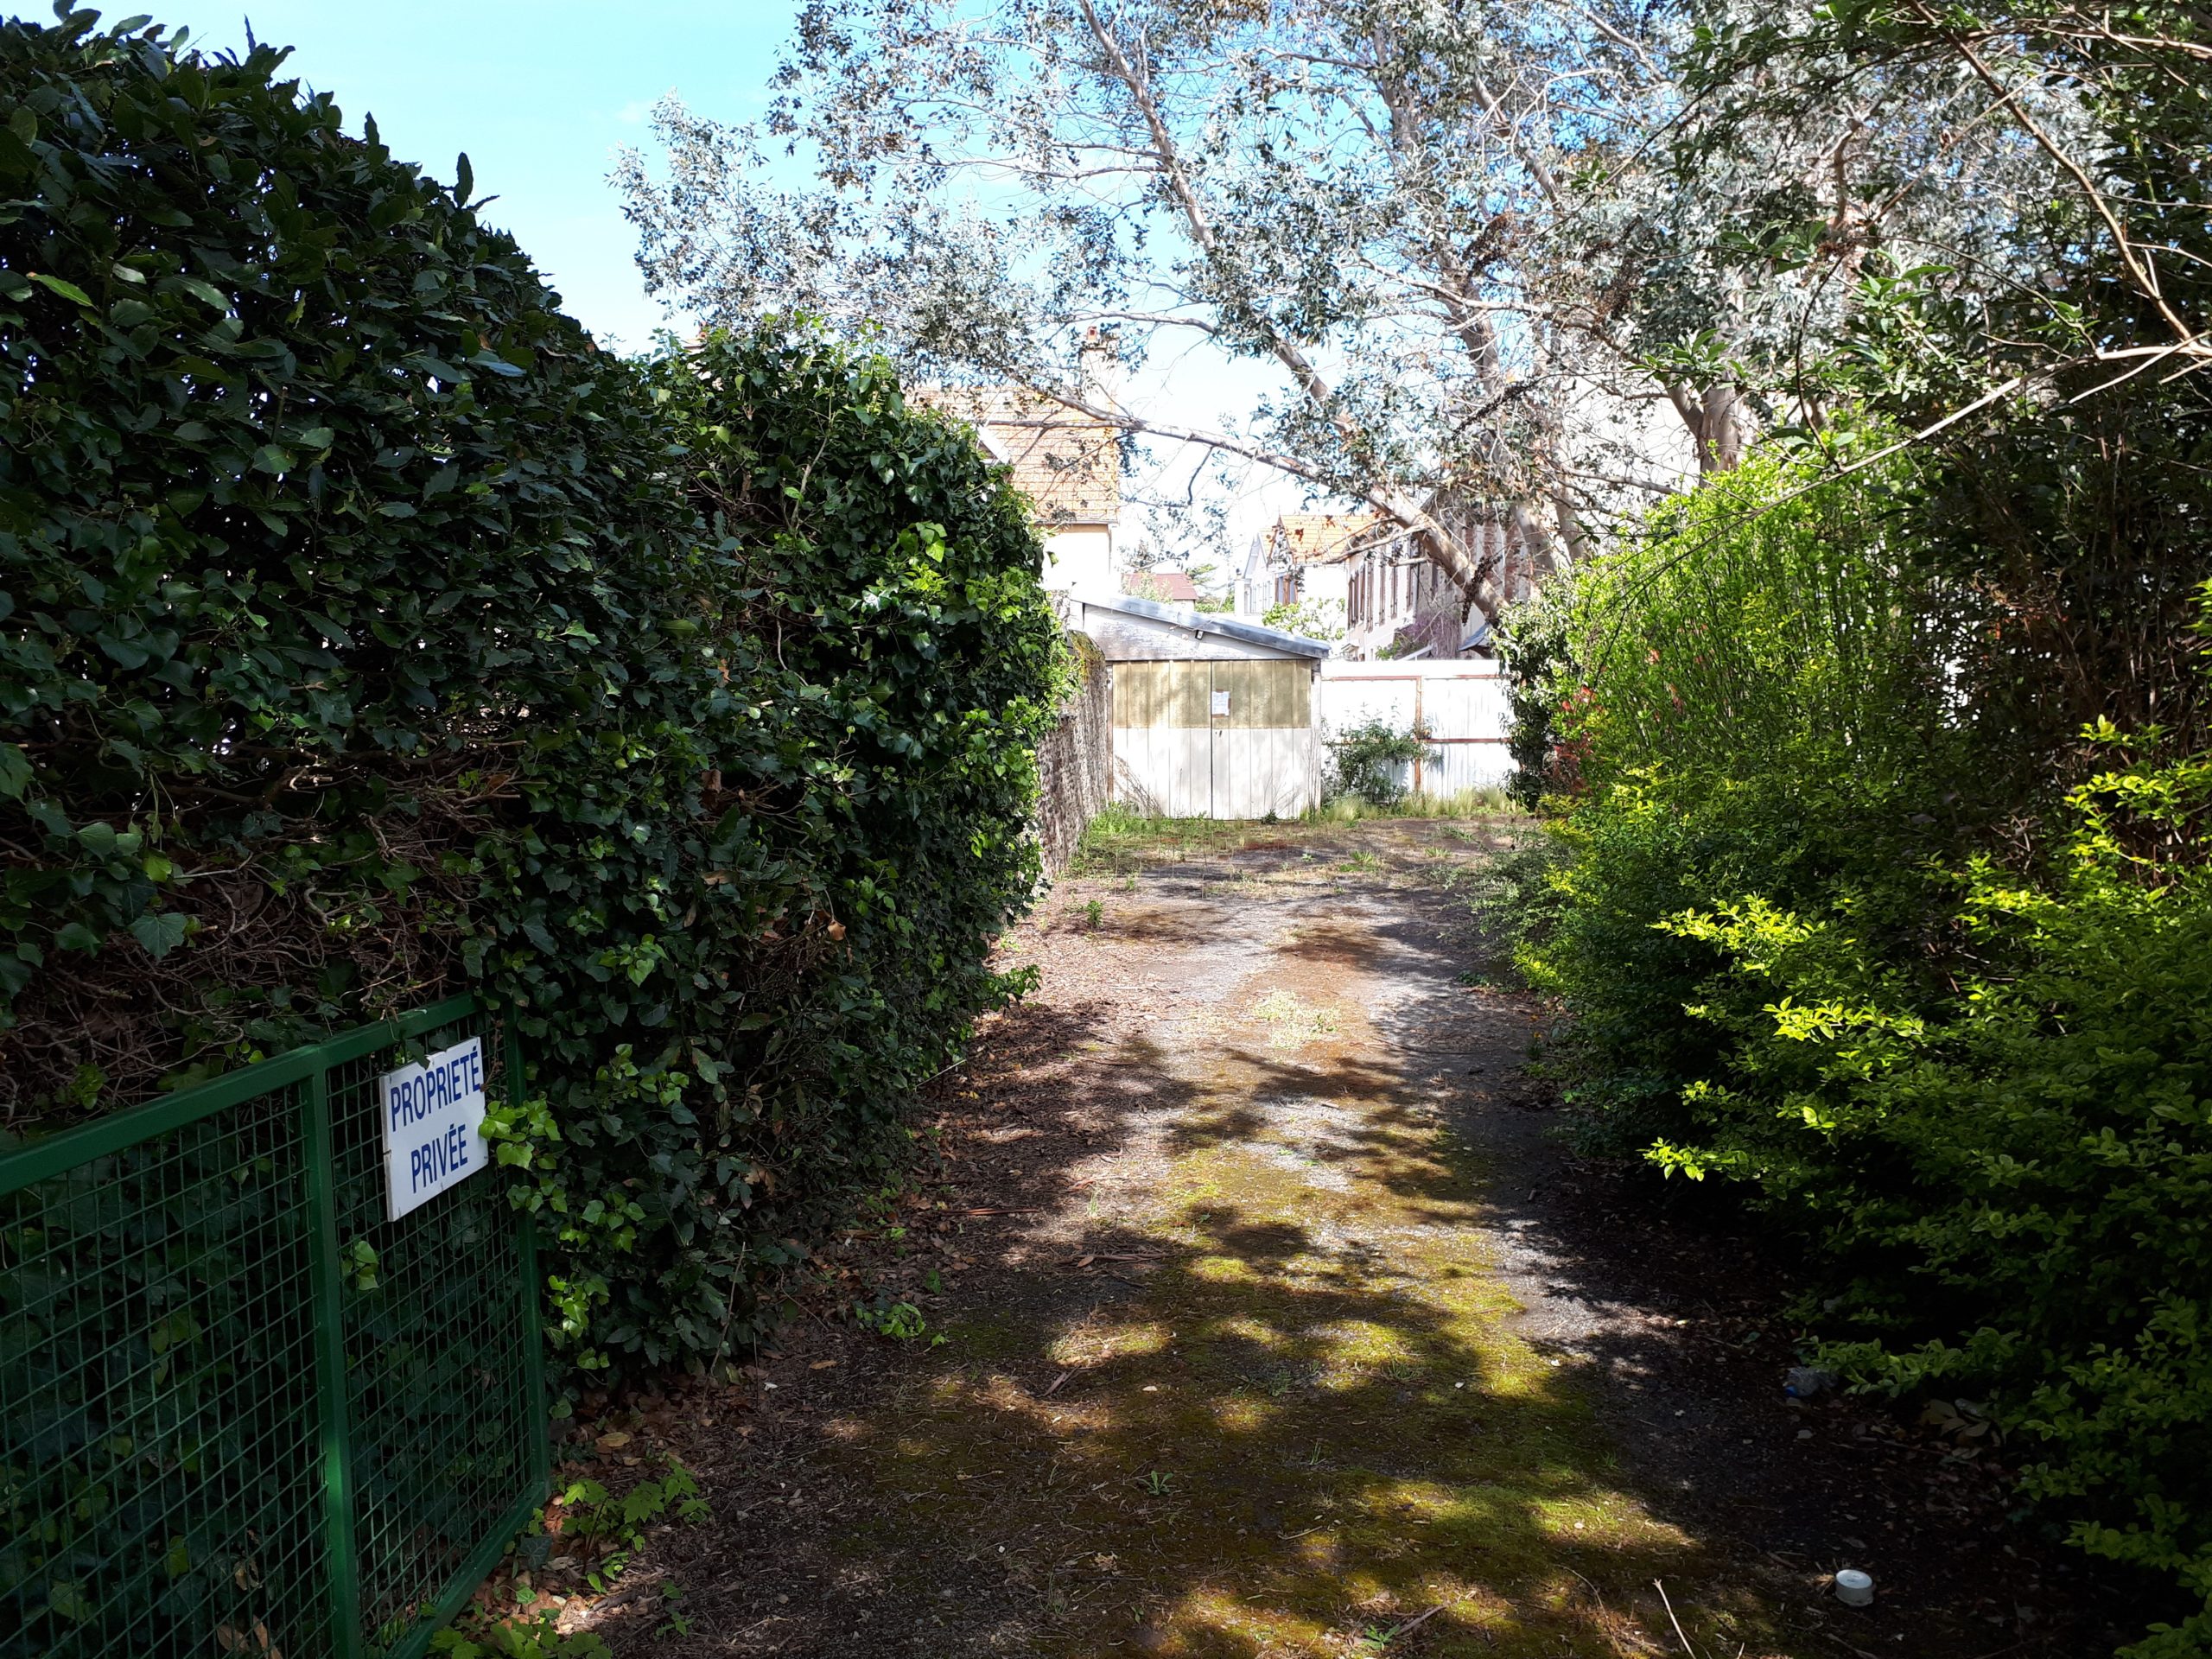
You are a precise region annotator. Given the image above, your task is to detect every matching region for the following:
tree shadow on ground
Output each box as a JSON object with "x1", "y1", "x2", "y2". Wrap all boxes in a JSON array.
[
  {"x1": 780, "y1": 957, "x2": 1778, "y2": 1657},
  {"x1": 612, "y1": 840, "x2": 2077, "y2": 1658}
]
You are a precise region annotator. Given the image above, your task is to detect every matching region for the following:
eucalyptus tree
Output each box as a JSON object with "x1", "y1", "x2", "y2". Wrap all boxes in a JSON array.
[
  {"x1": 614, "y1": 0, "x2": 2048, "y2": 615},
  {"x1": 615, "y1": 0, "x2": 1645, "y2": 614},
  {"x1": 1685, "y1": 0, "x2": 2207, "y2": 407}
]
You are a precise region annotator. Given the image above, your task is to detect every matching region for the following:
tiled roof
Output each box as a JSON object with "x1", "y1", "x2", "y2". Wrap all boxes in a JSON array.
[
  {"x1": 916, "y1": 387, "x2": 1122, "y2": 524},
  {"x1": 1123, "y1": 570, "x2": 1200, "y2": 601},
  {"x1": 1269, "y1": 511, "x2": 1385, "y2": 564}
]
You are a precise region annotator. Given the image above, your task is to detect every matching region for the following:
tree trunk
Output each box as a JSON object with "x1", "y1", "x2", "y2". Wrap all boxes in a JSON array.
[{"x1": 1696, "y1": 381, "x2": 1749, "y2": 473}]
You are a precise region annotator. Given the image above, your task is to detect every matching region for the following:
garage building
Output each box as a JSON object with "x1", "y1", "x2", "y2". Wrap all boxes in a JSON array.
[{"x1": 1064, "y1": 593, "x2": 1328, "y2": 820}]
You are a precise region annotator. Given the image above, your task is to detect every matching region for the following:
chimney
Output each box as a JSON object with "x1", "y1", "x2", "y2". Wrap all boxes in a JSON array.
[{"x1": 1077, "y1": 326, "x2": 1122, "y2": 408}]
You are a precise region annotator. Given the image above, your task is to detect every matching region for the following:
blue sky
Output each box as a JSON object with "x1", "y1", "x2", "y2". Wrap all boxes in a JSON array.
[
  {"x1": 186, "y1": 2, "x2": 804, "y2": 352},
  {"x1": 175, "y1": 1, "x2": 1303, "y2": 560}
]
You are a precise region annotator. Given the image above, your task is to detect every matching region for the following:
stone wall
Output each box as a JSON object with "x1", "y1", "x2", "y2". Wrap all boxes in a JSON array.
[{"x1": 1035, "y1": 630, "x2": 1111, "y2": 875}]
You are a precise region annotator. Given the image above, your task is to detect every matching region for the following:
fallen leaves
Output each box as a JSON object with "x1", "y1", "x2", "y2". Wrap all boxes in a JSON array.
[{"x1": 1059, "y1": 1250, "x2": 1164, "y2": 1269}]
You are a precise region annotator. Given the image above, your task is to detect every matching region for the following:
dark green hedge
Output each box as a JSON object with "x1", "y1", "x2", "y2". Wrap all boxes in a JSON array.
[
  {"x1": 0, "y1": 10, "x2": 683, "y2": 1101},
  {"x1": 497, "y1": 329, "x2": 1063, "y2": 1373},
  {"x1": 0, "y1": 11, "x2": 1060, "y2": 1374}
]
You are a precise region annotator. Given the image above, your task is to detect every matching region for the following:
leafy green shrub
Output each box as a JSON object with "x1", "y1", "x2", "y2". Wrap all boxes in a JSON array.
[
  {"x1": 488, "y1": 324, "x2": 1059, "y2": 1376},
  {"x1": 1497, "y1": 576, "x2": 1575, "y2": 810},
  {"x1": 430, "y1": 1613, "x2": 610, "y2": 1659},
  {"x1": 1647, "y1": 741, "x2": 2212, "y2": 1656},
  {"x1": 546, "y1": 1459, "x2": 706, "y2": 1592},
  {"x1": 853, "y1": 1290, "x2": 941, "y2": 1344},
  {"x1": 1325, "y1": 718, "x2": 1437, "y2": 808},
  {"x1": 1516, "y1": 442, "x2": 2212, "y2": 1650},
  {"x1": 0, "y1": 11, "x2": 1060, "y2": 1385},
  {"x1": 1512, "y1": 450, "x2": 1967, "y2": 1145}
]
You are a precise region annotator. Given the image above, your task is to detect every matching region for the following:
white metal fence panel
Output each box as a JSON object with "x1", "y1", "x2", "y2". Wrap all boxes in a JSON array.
[{"x1": 1316, "y1": 660, "x2": 1512, "y2": 794}]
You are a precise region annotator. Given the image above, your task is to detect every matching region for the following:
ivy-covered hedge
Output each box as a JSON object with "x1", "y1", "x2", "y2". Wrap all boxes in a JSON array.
[
  {"x1": 495, "y1": 330, "x2": 1062, "y2": 1373},
  {"x1": 0, "y1": 11, "x2": 1059, "y2": 1374}
]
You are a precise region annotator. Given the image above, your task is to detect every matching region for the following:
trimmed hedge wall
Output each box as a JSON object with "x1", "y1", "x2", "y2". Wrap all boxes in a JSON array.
[{"x1": 0, "y1": 12, "x2": 1060, "y2": 1373}]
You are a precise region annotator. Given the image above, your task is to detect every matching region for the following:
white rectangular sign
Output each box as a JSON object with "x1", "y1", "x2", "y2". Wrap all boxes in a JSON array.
[{"x1": 378, "y1": 1035, "x2": 488, "y2": 1221}]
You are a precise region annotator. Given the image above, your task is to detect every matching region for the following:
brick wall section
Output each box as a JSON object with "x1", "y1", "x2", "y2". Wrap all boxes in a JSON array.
[{"x1": 1035, "y1": 631, "x2": 1111, "y2": 875}]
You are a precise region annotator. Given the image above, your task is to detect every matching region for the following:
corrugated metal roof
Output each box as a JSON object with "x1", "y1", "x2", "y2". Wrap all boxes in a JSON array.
[{"x1": 1079, "y1": 592, "x2": 1332, "y2": 659}]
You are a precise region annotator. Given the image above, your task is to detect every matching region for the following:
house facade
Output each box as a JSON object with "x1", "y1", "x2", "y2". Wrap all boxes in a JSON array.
[
  {"x1": 1344, "y1": 510, "x2": 1528, "y2": 659},
  {"x1": 919, "y1": 386, "x2": 1122, "y2": 593},
  {"x1": 1236, "y1": 512, "x2": 1379, "y2": 626}
]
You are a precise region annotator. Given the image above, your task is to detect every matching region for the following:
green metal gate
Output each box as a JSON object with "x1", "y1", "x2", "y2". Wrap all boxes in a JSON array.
[{"x1": 0, "y1": 995, "x2": 549, "y2": 1659}]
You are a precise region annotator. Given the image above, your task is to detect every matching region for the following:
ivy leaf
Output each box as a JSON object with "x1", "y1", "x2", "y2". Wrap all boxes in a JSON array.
[
  {"x1": 97, "y1": 632, "x2": 151, "y2": 668},
  {"x1": 128, "y1": 912, "x2": 189, "y2": 960},
  {"x1": 302, "y1": 611, "x2": 355, "y2": 647},
  {"x1": 44, "y1": 1581, "x2": 92, "y2": 1624},
  {"x1": 174, "y1": 276, "x2": 230, "y2": 310}
]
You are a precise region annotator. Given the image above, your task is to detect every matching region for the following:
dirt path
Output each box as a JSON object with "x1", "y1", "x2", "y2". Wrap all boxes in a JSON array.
[{"x1": 590, "y1": 821, "x2": 2126, "y2": 1658}]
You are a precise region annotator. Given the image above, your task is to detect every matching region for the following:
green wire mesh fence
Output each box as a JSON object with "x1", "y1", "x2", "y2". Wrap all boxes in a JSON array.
[{"x1": 1, "y1": 995, "x2": 549, "y2": 1659}]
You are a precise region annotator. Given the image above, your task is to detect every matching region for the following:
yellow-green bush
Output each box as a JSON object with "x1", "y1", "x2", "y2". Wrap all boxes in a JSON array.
[{"x1": 1507, "y1": 448, "x2": 2212, "y2": 1654}]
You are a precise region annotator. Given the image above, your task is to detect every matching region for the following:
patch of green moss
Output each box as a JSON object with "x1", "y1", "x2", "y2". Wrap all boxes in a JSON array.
[
  {"x1": 803, "y1": 919, "x2": 1798, "y2": 1657},
  {"x1": 937, "y1": 1309, "x2": 1037, "y2": 1363}
]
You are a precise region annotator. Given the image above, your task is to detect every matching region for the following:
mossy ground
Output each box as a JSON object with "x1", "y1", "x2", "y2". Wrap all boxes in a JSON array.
[
  {"x1": 594, "y1": 819, "x2": 2108, "y2": 1657},
  {"x1": 1069, "y1": 804, "x2": 1528, "y2": 881},
  {"x1": 782, "y1": 843, "x2": 1783, "y2": 1656}
]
